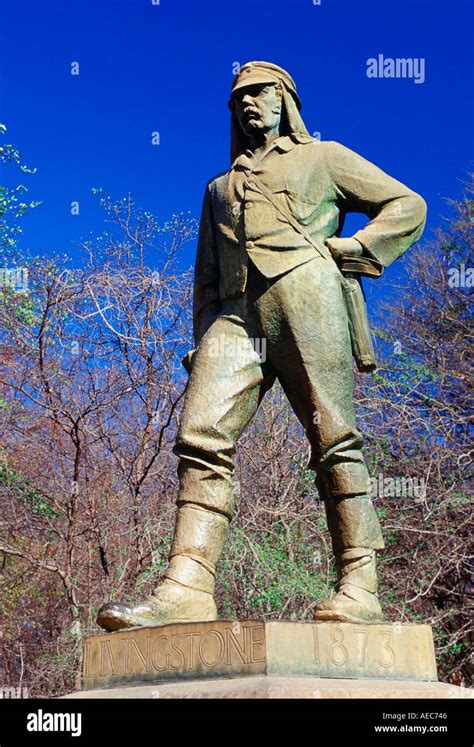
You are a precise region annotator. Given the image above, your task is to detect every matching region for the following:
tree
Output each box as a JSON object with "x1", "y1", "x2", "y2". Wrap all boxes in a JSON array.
[
  {"x1": 0, "y1": 192, "x2": 197, "y2": 694},
  {"x1": 352, "y1": 177, "x2": 473, "y2": 685},
  {"x1": 0, "y1": 179, "x2": 471, "y2": 695}
]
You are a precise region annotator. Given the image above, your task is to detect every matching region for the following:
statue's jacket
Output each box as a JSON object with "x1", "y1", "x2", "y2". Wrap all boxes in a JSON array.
[{"x1": 193, "y1": 134, "x2": 427, "y2": 344}]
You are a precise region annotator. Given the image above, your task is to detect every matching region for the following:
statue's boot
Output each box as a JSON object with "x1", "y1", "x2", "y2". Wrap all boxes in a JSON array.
[
  {"x1": 97, "y1": 502, "x2": 229, "y2": 631},
  {"x1": 314, "y1": 490, "x2": 385, "y2": 623},
  {"x1": 313, "y1": 547, "x2": 383, "y2": 622}
]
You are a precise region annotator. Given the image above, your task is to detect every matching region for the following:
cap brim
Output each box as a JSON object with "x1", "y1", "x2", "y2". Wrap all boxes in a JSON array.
[{"x1": 231, "y1": 73, "x2": 280, "y2": 95}]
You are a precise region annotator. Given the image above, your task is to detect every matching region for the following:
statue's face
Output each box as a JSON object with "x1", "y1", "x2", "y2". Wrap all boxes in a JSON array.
[{"x1": 232, "y1": 82, "x2": 282, "y2": 138}]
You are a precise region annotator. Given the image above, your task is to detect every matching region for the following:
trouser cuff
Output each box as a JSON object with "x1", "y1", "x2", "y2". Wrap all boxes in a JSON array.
[
  {"x1": 164, "y1": 555, "x2": 215, "y2": 595},
  {"x1": 336, "y1": 548, "x2": 378, "y2": 593},
  {"x1": 176, "y1": 462, "x2": 236, "y2": 519},
  {"x1": 317, "y1": 461, "x2": 370, "y2": 497},
  {"x1": 163, "y1": 503, "x2": 230, "y2": 594}
]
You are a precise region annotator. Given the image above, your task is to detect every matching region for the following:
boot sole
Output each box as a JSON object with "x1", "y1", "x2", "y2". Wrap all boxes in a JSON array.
[
  {"x1": 313, "y1": 610, "x2": 383, "y2": 624},
  {"x1": 97, "y1": 607, "x2": 219, "y2": 632}
]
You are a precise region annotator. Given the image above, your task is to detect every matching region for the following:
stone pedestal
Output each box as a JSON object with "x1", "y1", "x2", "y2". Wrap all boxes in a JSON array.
[
  {"x1": 82, "y1": 619, "x2": 437, "y2": 691},
  {"x1": 65, "y1": 676, "x2": 472, "y2": 700}
]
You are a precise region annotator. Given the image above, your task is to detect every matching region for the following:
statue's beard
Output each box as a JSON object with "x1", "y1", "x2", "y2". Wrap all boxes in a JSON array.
[
  {"x1": 240, "y1": 110, "x2": 263, "y2": 135},
  {"x1": 244, "y1": 118, "x2": 263, "y2": 134},
  {"x1": 241, "y1": 113, "x2": 280, "y2": 138}
]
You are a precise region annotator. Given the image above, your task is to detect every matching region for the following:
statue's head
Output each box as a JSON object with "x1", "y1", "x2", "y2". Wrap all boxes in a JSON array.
[{"x1": 228, "y1": 61, "x2": 309, "y2": 161}]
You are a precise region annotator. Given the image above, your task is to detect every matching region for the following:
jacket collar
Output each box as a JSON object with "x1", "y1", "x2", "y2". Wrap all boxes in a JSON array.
[
  {"x1": 231, "y1": 133, "x2": 314, "y2": 170},
  {"x1": 276, "y1": 132, "x2": 314, "y2": 151}
]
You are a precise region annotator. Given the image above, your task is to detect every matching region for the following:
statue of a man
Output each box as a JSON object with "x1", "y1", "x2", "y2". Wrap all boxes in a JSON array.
[{"x1": 97, "y1": 61, "x2": 426, "y2": 631}]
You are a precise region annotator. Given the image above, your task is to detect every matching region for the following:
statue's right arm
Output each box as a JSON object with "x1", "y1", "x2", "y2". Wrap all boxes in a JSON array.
[{"x1": 192, "y1": 183, "x2": 221, "y2": 348}]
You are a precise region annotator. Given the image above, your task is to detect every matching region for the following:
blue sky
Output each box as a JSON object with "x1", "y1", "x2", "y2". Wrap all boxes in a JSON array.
[{"x1": 1, "y1": 0, "x2": 472, "y2": 295}]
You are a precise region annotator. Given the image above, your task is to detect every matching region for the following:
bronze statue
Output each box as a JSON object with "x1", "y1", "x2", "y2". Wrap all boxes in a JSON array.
[{"x1": 97, "y1": 61, "x2": 426, "y2": 631}]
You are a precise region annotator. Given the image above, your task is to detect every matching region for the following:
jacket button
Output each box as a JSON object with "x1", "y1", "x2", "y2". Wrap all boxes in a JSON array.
[
  {"x1": 246, "y1": 241, "x2": 255, "y2": 249},
  {"x1": 245, "y1": 201, "x2": 253, "y2": 209}
]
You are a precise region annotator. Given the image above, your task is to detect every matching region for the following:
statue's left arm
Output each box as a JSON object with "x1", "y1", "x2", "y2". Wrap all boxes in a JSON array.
[{"x1": 323, "y1": 141, "x2": 427, "y2": 268}]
